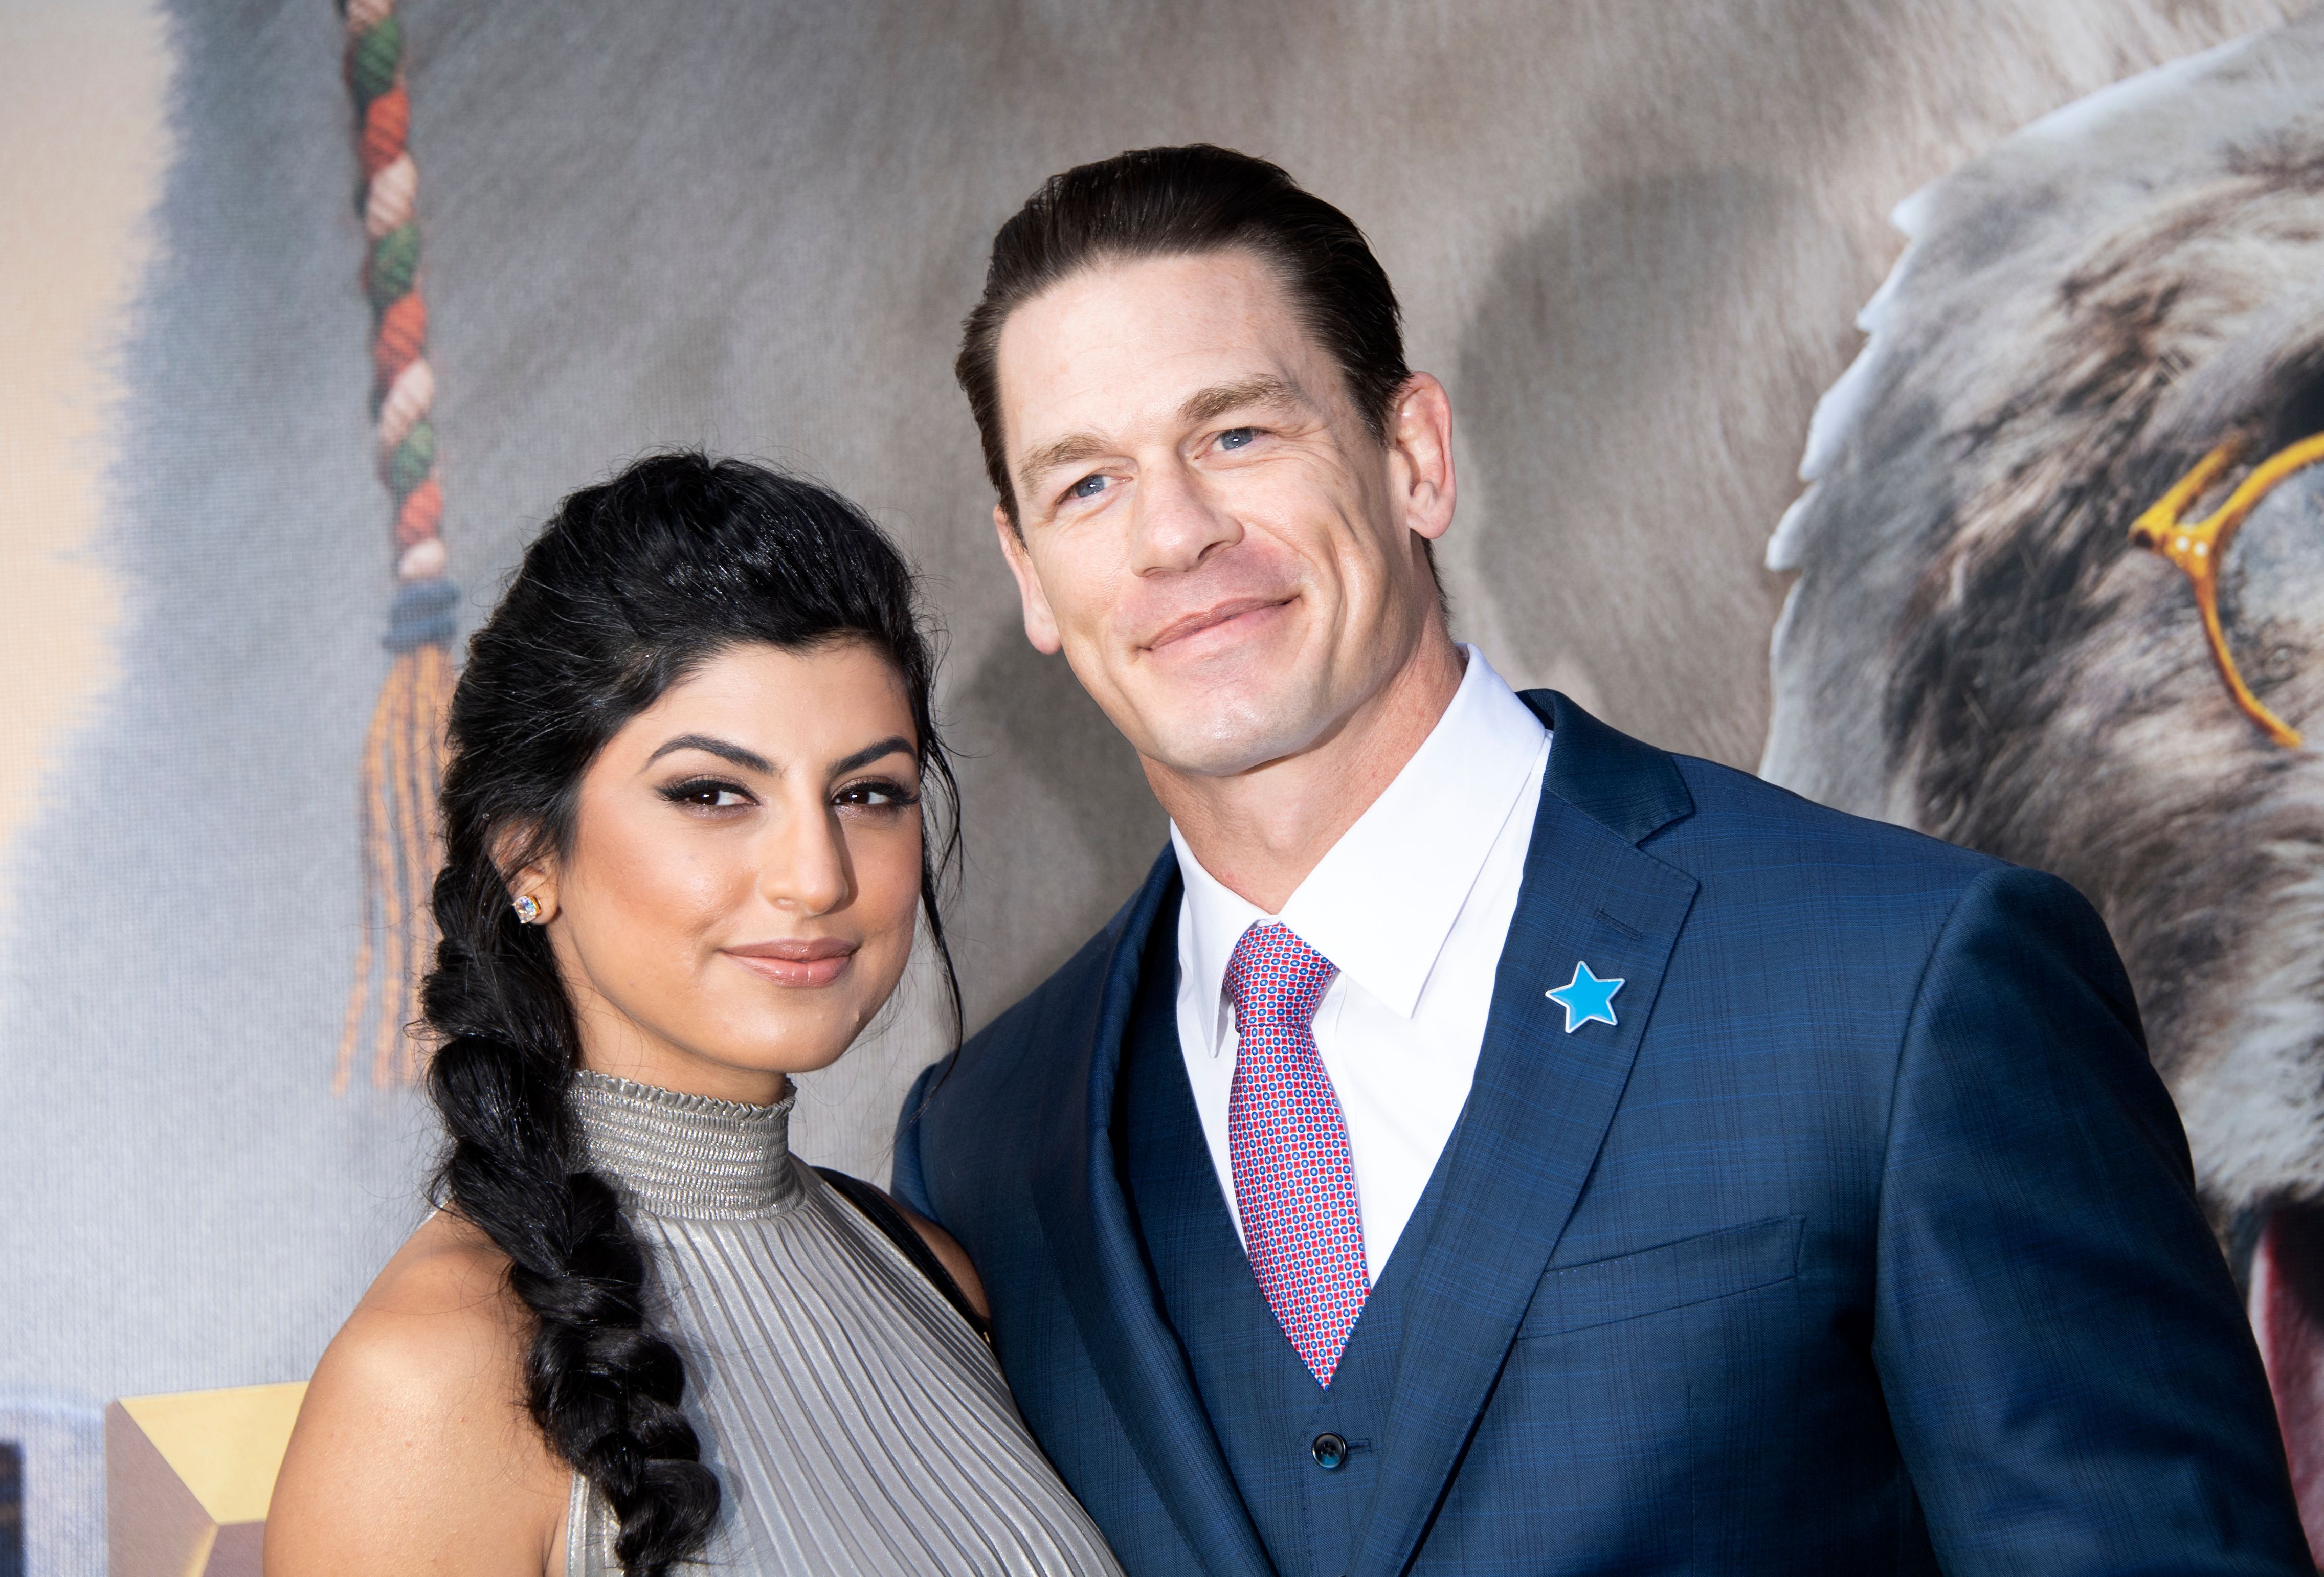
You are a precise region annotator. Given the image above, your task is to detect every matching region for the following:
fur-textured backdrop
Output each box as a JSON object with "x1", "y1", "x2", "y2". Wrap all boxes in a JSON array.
[
  {"x1": 0, "y1": 1, "x2": 2301, "y2": 1566},
  {"x1": 1764, "y1": 10, "x2": 2324, "y2": 1543}
]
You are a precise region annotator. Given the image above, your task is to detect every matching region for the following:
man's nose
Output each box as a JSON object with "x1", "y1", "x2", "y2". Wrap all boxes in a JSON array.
[{"x1": 1130, "y1": 457, "x2": 1241, "y2": 575}]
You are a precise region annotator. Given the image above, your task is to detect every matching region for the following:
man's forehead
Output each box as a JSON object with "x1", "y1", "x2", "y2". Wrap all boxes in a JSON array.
[{"x1": 995, "y1": 251, "x2": 1331, "y2": 445}]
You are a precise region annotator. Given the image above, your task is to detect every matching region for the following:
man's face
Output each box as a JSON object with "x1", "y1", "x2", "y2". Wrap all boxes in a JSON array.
[{"x1": 991, "y1": 249, "x2": 1449, "y2": 779}]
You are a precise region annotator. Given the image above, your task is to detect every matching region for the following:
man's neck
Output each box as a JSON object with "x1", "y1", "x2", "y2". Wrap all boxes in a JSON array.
[{"x1": 1149, "y1": 635, "x2": 1466, "y2": 914}]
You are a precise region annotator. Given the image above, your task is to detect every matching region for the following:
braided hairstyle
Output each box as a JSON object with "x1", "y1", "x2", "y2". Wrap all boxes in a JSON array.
[{"x1": 421, "y1": 453, "x2": 960, "y2": 1572}]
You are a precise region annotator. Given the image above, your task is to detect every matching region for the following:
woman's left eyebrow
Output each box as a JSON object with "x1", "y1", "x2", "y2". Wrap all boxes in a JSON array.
[
  {"x1": 829, "y1": 736, "x2": 915, "y2": 775},
  {"x1": 647, "y1": 733, "x2": 776, "y2": 773}
]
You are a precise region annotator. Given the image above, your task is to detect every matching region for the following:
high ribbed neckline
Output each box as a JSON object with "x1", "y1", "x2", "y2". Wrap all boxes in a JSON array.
[{"x1": 569, "y1": 1069, "x2": 802, "y2": 1220}]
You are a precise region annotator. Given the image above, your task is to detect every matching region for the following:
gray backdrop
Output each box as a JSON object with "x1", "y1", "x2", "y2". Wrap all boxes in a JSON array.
[{"x1": 1, "y1": 0, "x2": 2301, "y2": 1565}]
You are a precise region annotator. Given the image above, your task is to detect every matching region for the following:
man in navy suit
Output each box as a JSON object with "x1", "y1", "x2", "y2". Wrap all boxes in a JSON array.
[{"x1": 894, "y1": 144, "x2": 2308, "y2": 1574}]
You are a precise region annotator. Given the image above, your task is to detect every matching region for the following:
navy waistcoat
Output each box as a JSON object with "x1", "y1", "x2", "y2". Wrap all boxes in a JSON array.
[{"x1": 1117, "y1": 891, "x2": 1421, "y2": 1577}]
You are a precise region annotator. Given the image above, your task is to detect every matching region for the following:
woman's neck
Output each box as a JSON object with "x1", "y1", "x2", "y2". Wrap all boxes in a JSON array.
[{"x1": 567, "y1": 984, "x2": 793, "y2": 1106}]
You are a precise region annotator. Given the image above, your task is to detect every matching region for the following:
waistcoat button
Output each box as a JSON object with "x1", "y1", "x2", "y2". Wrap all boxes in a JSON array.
[{"x1": 1311, "y1": 1431, "x2": 1349, "y2": 1471}]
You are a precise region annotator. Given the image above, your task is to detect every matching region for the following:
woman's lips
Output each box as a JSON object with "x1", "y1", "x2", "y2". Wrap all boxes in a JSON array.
[{"x1": 724, "y1": 938, "x2": 857, "y2": 988}]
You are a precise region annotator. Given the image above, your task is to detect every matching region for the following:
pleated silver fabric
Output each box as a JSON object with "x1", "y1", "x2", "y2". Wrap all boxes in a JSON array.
[{"x1": 561, "y1": 1070, "x2": 1122, "y2": 1577}]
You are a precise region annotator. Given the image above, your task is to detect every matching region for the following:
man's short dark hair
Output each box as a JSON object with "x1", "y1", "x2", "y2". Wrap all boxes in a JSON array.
[{"x1": 956, "y1": 144, "x2": 1412, "y2": 526}]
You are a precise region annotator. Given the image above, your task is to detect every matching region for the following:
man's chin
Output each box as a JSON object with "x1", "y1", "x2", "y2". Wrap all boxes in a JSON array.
[{"x1": 1138, "y1": 705, "x2": 1331, "y2": 782}]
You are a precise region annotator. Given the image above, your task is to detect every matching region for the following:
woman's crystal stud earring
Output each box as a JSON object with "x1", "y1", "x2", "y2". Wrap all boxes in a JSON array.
[{"x1": 512, "y1": 895, "x2": 543, "y2": 924}]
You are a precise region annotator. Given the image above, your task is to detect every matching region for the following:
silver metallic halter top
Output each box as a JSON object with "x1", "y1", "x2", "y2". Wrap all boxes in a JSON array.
[{"x1": 561, "y1": 1070, "x2": 1123, "y2": 1576}]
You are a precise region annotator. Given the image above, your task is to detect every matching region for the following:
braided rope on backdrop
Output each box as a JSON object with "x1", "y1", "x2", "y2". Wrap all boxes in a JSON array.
[{"x1": 335, "y1": 0, "x2": 459, "y2": 1092}]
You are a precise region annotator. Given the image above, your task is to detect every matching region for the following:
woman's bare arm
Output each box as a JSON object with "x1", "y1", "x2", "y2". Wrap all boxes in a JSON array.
[{"x1": 266, "y1": 1212, "x2": 569, "y2": 1575}]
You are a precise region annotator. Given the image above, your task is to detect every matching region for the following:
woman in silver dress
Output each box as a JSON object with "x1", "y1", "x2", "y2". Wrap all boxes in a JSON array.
[{"x1": 269, "y1": 455, "x2": 1123, "y2": 1576}]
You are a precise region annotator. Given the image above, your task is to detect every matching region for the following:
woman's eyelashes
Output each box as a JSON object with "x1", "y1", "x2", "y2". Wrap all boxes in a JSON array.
[
  {"x1": 833, "y1": 776, "x2": 920, "y2": 815},
  {"x1": 656, "y1": 774, "x2": 918, "y2": 818},
  {"x1": 659, "y1": 776, "x2": 756, "y2": 811}
]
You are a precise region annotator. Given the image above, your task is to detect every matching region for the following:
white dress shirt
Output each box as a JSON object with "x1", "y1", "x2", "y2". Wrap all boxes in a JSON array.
[{"x1": 1171, "y1": 646, "x2": 1550, "y2": 1286}]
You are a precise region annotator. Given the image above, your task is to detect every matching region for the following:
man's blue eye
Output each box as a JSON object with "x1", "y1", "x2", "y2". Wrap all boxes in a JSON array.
[
  {"x1": 1218, "y1": 427, "x2": 1256, "y2": 451},
  {"x1": 1069, "y1": 474, "x2": 1108, "y2": 500}
]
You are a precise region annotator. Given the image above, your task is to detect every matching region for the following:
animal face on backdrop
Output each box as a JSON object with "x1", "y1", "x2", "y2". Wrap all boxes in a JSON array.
[
  {"x1": 1762, "y1": 13, "x2": 2324, "y2": 1550},
  {"x1": 0, "y1": 0, "x2": 2307, "y2": 1564}
]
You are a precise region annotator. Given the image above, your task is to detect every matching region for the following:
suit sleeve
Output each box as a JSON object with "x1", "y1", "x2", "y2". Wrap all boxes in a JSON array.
[
  {"x1": 1872, "y1": 865, "x2": 2308, "y2": 1574},
  {"x1": 890, "y1": 1057, "x2": 945, "y2": 1219}
]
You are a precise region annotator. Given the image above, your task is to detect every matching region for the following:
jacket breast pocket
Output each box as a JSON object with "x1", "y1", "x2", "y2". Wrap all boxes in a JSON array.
[{"x1": 1517, "y1": 1215, "x2": 1804, "y2": 1338}]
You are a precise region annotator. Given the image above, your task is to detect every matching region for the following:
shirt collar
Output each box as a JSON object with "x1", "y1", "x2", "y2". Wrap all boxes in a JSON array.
[{"x1": 1172, "y1": 646, "x2": 1548, "y2": 1055}]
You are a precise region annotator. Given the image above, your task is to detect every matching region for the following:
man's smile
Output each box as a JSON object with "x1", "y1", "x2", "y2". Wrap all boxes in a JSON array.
[{"x1": 1142, "y1": 595, "x2": 1299, "y2": 657}]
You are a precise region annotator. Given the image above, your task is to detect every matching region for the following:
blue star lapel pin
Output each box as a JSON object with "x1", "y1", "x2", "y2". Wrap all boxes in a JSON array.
[{"x1": 1547, "y1": 961, "x2": 1624, "y2": 1033}]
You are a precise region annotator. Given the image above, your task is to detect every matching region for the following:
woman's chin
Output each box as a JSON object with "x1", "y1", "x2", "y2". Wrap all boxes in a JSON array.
[{"x1": 704, "y1": 1024, "x2": 862, "y2": 1084}]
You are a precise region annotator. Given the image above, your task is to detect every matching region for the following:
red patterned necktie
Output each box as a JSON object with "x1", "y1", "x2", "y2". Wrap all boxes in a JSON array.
[{"x1": 1226, "y1": 921, "x2": 1369, "y2": 1386}]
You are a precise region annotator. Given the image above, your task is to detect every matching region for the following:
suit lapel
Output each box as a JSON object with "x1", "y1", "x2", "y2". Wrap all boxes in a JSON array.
[
  {"x1": 1352, "y1": 692, "x2": 1701, "y2": 1577},
  {"x1": 1032, "y1": 849, "x2": 1277, "y2": 1577}
]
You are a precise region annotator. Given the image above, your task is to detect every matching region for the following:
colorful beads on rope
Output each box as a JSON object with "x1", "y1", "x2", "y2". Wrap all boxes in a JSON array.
[
  {"x1": 343, "y1": 0, "x2": 451, "y2": 609},
  {"x1": 335, "y1": 0, "x2": 459, "y2": 1091}
]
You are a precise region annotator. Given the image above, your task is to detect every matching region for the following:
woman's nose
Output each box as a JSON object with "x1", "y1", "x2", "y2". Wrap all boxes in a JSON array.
[{"x1": 758, "y1": 801, "x2": 854, "y2": 916}]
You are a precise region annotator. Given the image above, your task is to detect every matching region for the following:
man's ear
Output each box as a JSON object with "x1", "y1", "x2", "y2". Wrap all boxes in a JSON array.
[
  {"x1": 994, "y1": 504, "x2": 1064, "y2": 654},
  {"x1": 492, "y1": 824, "x2": 562, "y2": 925},
  {"x1": 1386, "y1": 372, "x2": 1457, "y2": 544}
]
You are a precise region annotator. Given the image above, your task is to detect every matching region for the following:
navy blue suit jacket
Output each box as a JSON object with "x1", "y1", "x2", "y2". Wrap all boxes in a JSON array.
[{"x1": 895, "y1": 692, "x2": 2306, "y2": 1574}]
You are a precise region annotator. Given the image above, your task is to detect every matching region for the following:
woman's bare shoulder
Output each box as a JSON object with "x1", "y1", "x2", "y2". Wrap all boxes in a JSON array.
[
  {"x1": 356, "y1": 1207, "x2": 520, "y2": 1319},
  {"x1": 318, "y1": 1210, "x2": 531, "y2": 1410},
  {"x1": 887, "y1": 1196, "x2": 991, "y2": 1322},
  {"x1": 266, "y1": 1211, "x2": 569, "y2": 1575}
]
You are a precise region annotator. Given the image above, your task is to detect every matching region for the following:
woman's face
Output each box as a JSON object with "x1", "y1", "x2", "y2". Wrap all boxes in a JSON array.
[{"x1": 520, "y1": 639, "x2": 925, "y2": 1105}]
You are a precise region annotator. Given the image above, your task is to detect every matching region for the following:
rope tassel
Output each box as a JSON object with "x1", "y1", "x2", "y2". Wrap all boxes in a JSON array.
[{"x1": 334, "y1": 0, "x2": 457, "y2": 1092}]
